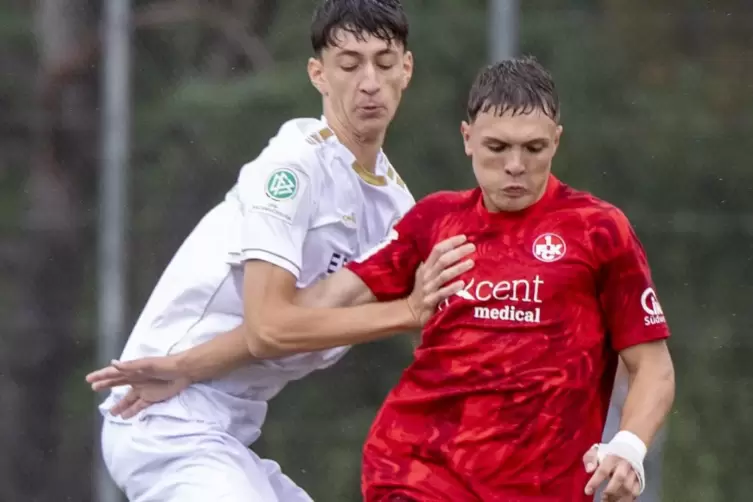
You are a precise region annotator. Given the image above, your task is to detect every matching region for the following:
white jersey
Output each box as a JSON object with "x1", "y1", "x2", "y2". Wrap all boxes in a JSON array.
[{"x1": 100, "y1": 116, "x2": 415, "y2": 444}]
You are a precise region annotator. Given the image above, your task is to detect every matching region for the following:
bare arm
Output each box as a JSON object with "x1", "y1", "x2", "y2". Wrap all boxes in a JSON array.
[
  {"x1": 246, "y1": 235, "x2": 474, "y2": 356},
  {"x1": 174, "y1": 236, "x2": 471, "y2": 379},
  {"x1": 618, "y1": 339, "x2": 675, "y2": 447},
  {"x1": 87, "y1": 236, "x2": 471, "y2": 404},
  {"x1": 584, "y1": 344, "x2": 674, "y2": 498},
  {"x1": 294, "y1": 265, "x2": 377, "y2": 308},
  {"x1": 244, "y1": 263, "x2": 412, "y2": 357},
  {"x1": 173, "y1": 264, "x2": 379, "y2": 381},
  {"x1": 85, "y1": 256, "x2": 425, "y2": 418}
]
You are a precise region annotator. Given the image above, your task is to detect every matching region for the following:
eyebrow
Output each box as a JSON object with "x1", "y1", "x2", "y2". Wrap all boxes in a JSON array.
[
  {"x1": 335, "y1": 48, "x2": 397, "y2": 58},
  {"x1": 481, "y1": 136, "x2": 549, "y2": 145}
]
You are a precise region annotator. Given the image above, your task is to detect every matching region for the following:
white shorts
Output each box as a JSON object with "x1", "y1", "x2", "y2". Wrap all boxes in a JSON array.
[{"x1": 102, "y1": 415, "x2": 313, "y2": 502}]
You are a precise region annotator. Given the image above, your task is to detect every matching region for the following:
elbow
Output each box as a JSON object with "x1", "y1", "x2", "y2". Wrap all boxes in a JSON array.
[{"x1": 244, "y1": 321, "x2": 288, "y2": 359}]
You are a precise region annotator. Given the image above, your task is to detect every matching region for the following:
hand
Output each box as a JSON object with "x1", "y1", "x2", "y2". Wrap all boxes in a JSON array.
[
  {"x1": 407, "y1": 234, "x2": 475, "y2": 325},
  {"x1": 85, "y1": 357, "x2": 191, "y2": 419},
  {"x1": 583, "y1": 446, "x2": 640, "y2": 501}
]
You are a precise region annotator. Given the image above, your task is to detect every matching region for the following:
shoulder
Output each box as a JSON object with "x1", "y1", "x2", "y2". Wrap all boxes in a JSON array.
[
  {"x1": 414, "y1": 189, "x2": 477, "y2": 215},
  {"x1": 236, "y1": 117, "x2": 332, "y2": 191},
  {"x1": 556, "y1": 182, "x2": 638, "y2": 261},
  {"x1": 380, "y1": 158, "x2": 416, "y2": 213},
  {"x1": 556, "y1": 182, "x2": 631, "y2": 229},
  {"x1": 265, "y1": 116, "x2": 332, "y2": 161},
  {"x1": 396, "y1": 189, "x2": 476, "y2": 234}
]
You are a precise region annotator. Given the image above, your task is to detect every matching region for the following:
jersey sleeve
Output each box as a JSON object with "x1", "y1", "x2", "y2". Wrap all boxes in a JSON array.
[
  {"x1": 591, "y1": 208, "x2": 671, "y2": 352},
  {"x1": 345, "y1": 205, "x2": 425, "y2": 301},
  {"x1": 235, "y1": 156, "x2": 318, "y2": 279}
]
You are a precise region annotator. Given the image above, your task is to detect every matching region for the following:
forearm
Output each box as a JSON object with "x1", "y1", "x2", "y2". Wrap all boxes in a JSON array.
[
  {"x1": 249, "y1": 299, "x2": 416, "y2": 357},
  {"x1": 619, "y1": 363, "x2": 675, "y2": 447},
  {"x1": 175, "y1": 325, "x2": 257, "y2": 383}
]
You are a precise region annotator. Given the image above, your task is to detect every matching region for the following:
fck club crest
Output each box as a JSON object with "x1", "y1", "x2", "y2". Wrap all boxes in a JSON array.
[{"x1": 532, "y1": 233, "x2": 566, "y2": 263}]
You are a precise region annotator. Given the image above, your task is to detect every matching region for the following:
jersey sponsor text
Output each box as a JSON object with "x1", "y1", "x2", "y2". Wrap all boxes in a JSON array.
[{"x1": 443, "y1": 275, "x2": 544, "y2": 323}]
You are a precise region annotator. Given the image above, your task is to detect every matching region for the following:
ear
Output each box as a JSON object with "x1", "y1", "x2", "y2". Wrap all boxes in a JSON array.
[
  {"x1": 460, "y1": 121, "x2": 472, "y2": 157},
  {"x1": 307, "y1": 57, "x2": 327, "y2": 96},
  {"x1": 552, "y1": 124, "x2": 563, "y2": 155},
  {"x1": 401, "y1": 50, "x2": 414, "y2": 90}
]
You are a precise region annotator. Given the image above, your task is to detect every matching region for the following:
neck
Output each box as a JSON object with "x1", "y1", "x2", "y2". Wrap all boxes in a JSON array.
[{"x1": 325, "y1": 111, "x2": 384, "y2": 172}]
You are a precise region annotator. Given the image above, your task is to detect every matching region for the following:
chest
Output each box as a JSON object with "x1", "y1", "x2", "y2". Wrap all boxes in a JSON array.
[
  {"x1": 435, "y1": 218, "x2": 600, "y2": 323},
  {"x1": 297, "y1": 170, "x2": 406, "y2": 288}
]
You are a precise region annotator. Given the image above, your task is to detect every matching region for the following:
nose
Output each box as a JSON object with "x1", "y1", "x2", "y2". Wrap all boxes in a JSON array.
[
  {"x1": 359, "y1": 63, "x2": 380, "y2": 95},
  {"x1": 504, "y1": 150, "x2": 525, "y2": 176}
]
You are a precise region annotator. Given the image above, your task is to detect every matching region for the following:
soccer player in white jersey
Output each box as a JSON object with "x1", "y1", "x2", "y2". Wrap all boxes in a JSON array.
[{"x1": 89, "y1": 1, "x2": 476, "y2": 501}]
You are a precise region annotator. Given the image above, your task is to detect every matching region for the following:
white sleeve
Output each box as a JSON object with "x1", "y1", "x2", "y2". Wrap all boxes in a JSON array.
[{"x1": 236, "y1": 157, "x2": 318, "y2": 279}]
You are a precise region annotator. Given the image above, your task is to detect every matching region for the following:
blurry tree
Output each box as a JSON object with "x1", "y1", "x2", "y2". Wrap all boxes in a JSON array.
[{"x1": 0, "y1": 1, "x2": 98, "y2": 501}]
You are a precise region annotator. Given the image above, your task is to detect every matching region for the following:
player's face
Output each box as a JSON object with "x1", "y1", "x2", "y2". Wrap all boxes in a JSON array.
[
  {"x1": 308, "y1": 30, "x2": 413, "y2": 142},
  {"x1": 461, "y1": 109, "x2": 563, "y2": 212}
]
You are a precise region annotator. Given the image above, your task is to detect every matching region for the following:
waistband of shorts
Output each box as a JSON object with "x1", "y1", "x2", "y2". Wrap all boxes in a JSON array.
[{"x1": 99, "y1": 383, "x2": 268, "y2": 445}]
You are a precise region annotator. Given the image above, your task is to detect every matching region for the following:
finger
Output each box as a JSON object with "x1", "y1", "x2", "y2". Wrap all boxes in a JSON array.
[
  {"x1": 112, "y1": 359, "x2": 151, "y2": 376},
  {"x1": 583, "y1": 445, "x2": 600, "y2": 473},
  {"x1": 414, "y1": 262, "x2": 426, "y2": 280},
  {"x1": 91, "y1": 376, "x2": 133, "y2": 392},
  {"x1": 109, "y1": 388, "x2": 139, "y2": 417},
  {"x1": 423, "y1": 279, "x2": 466, "y2": 307},
  {"x1": 624, "y1": 469, "x2": 640, "y2": 497},
  {"x1": 429, "y1": 242, "x2": 476, "y2": 275},
  {"x1": 424, "y1": 235, "x2": 468, "y2": 268},
  {"x1": 85, "y1": 366, "x2": 123, "y2": 384},
  {"x1": 120, "y1": 398, "x2": 151, "y2": 420},
  {"x1": 585, "y1": 458, "x2": 615, "y2": 495},
  {"x1": 603, "y1": 461, "x2": 631, "y2": 496},
  {"x1": 422, "y1": 259, "x2": 474, "y2": 298}
]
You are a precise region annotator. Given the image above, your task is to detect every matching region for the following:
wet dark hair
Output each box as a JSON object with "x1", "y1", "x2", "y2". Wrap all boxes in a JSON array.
[
  {"x1": 310, "y1": 0, "x2": 409, "y2": 55},
  {"x1": 467, "y1": 56, "x2": 560, "y2": 123}
]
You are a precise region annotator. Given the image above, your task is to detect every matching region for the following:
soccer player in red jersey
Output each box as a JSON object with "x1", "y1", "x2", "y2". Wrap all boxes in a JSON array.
[{"x1": 346, "y1": 57, "x2": 676, "y2": 502}]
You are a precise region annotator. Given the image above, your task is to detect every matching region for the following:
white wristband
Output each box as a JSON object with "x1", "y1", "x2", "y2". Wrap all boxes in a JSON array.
[{"x1": 595, "y1": 430, "x2": 648, "y2": 494}]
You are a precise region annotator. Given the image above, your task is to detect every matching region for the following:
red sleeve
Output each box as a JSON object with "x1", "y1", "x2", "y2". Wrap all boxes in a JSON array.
[
  {"x1": 591, "y1": 208, "x2": 671, "y2": 352},
  {"x1": 346, "y1": 207, "x2": 425, "y2": 301}
]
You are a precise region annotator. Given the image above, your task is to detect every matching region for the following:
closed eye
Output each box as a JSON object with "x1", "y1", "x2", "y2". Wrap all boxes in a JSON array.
[
  {"x1": 487, "y1": 143, "x2": 509, "y2": 153},
  {"x1": 526, "y1": 144, "x2": 545, "y2": 153}
]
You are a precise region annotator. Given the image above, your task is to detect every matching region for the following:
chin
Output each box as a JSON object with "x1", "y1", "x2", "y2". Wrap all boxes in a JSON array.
[
  {"x1": 356, "y1": 121, "x2": 389, "y2": 140},
  {"x1": 495, "y1": 196, "x2": 535, "y2": 213}
]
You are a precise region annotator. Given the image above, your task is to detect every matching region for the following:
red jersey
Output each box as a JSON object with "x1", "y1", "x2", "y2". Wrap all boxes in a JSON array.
[{"x1": 347, "y1": 176, "x2": 670, "y2": 502}]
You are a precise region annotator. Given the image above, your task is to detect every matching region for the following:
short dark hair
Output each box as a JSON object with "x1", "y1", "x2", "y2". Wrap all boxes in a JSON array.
[
  {"x1": 466, "y1": 56, "x2": 560, "y2": 123},
  {"x1": 310, "y1": 0, "x2": 409, "y2": 55}
]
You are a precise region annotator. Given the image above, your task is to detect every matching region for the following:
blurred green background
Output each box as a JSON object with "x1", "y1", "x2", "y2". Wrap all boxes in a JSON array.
[{"x1": 1, "y1": 0, "x2": 751, "y2": 500}]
